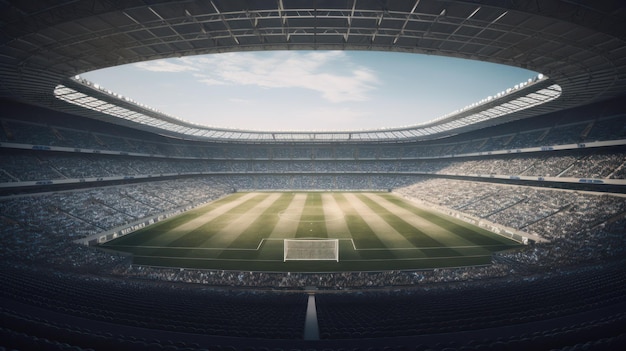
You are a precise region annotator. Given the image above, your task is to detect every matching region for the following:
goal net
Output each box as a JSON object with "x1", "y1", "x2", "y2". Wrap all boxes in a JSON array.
[{"x1": 283, "y1": 239, "x2": 339, "y2": 262}]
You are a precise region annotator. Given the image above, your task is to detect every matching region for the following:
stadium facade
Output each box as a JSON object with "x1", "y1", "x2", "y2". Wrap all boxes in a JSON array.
[{"x1": 1, "y1": 1, "x2": 626, "y2": 350}]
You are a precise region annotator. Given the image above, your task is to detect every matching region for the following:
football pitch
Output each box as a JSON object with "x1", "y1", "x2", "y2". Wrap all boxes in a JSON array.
[{"x1": 101, "y1": 192, "x2": 522, "y2": 272}]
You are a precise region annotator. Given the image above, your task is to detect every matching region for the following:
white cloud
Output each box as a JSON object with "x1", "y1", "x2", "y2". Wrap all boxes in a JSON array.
[
  {"x1": 134, "y1": 59, "x2": 198, "y2": 73},
  {"x1": 136, "y1": 51, "x2": 379, "y2": 103},
  {"x1": 194, "y1": 75, "x2": 226, "y2": 86}
]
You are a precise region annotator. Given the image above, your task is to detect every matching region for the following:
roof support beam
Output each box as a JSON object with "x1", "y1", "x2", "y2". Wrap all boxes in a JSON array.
[
  {"x1": 344, "y1": 0, "x2": 357, "y2": 42},
  {"x1": 277, "y1": 0, "x2": 290, "y2": 41},
  {"x1": 393, "y1": 0, "x2": 420, "y2": 44},
  {"x1": 148, "y1": 6, "x2": 186, "y2": 42},
  {"x1": 437, "y1": 6, "x2": 480, "y2": 50},
  {"x1": 457, "y1": 10, "x2": 507, "y2": 52},
  {"x1": 210, "y1": 0, "x2": 239, "y2": 45}
]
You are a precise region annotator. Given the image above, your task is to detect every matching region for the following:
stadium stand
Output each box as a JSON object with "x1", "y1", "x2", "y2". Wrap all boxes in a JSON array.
[
  {"x1": 1, "y1": 96, "x2": 626, "y2": 350},
  {"x1": 1, "y1": 98, "x2": 626, "y2": 351},
  {"x1": 1, "y1": 1, "x2": 626, "y2": 349},
  {"x1": 0, "y1": 102, "x2": 626, "y2": 350}
]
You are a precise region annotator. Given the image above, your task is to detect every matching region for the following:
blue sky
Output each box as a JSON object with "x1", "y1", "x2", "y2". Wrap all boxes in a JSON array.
[{"x1": 80, "y1": 51, "x2": 537, "y2": 131}]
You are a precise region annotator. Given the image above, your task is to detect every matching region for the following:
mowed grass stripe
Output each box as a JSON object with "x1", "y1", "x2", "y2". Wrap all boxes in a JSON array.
[
  {"x1": 355, "y1": 194, "x2": 459, "y2": 258},
  {"x1": 102, "y1": 212, "x2": 201, "y2": 248},
  {"x1": 102, "y1": 193, "x2": 249, "y2": 248},
  {"x1": 166, "y1": 193, "x2": 271, "y2": 248},
  {"x1": 133, "y1": 192, "x2": 256, "y2": 248},
  {"x1": 268, "y1": 193, "x2": 307, "y2": 240},
  {"x1": 225, "y1": 193, "x2": 296, "y2": 248},
  {"x1": 199, "y1": 193, "x2": 283, "y2": 248},
  {"x1": 218, "y1": 193, "x2": 296, "y2": 260},
  {"x1": 295, "y1": 193, "x2": 327, "y2": 239},
  {"x1": 103, "y1": 192, "x2": 517, "y2": 271},
  {"x1": 364, "y1": 193, "x2": 490, "y2": 256},
  {"x1": 334, "y1": 193, "x2": 395, "y2": 259},
  {"x1": 383, "y1": 194, "x2": 521, "y2": 248},
  {"x1": 344, "y1": 193, "x2": 416, "y2": 250},
  {"x1": 321, "y1": 193, "x2": 352, "y2": 239}
]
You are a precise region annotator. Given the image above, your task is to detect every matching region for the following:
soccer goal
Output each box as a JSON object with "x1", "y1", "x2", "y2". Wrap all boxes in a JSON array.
[{"x1": 283, "y1": 239, "x2": 339, "y2": 262}]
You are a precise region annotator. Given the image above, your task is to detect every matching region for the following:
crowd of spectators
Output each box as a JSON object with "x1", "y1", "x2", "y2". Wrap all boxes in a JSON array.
[
  {"x1": 112, "y1": 262, "x2": 516, "y2": 289},
  {"x1": 396, "y1": 179, "x2": 625, "y2": 237},
  {"x1": 1, "y1": 105, "x2": 625, "y2": 290},
  {"x1": 396, "y1": 179, "x2": 626, "y2": 273},
  {"x1": 561, "y1": 152, "x2": 626, "y2": 178},
  {"x1": 495, "y1": 218, "x2": 626, "y2": 269},
  {"x1": 1, "y1": 174, "x2": 624, "y2": 289},
  {"x1": 0, "y1": 178, "x2": 231, "y2": 269},
  {"x1": 415, "y1": 151, "x2": 625, "y2": 178},
  {"x1": 1, "y1": 148, "x2": 625, "y2": 185},
  {"x1": 2, "y1": 113, "x2": 625, "y2": 160}
]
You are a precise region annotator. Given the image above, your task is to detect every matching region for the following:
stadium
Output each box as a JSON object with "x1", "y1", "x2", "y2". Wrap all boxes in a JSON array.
[{"x1": 1, "y1": 1, "x2": 625, "y2": 350}]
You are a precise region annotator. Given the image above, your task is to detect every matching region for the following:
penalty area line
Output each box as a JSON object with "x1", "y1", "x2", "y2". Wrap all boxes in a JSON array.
[
  {"x1": 348, "y1": 239, "x2": 518, "y2": 251},
  {"x1": 107, "y1": 238, "x2": 286, "y2": 251},
  {"x1": 339, "y1": 254, "x2": 494, "y2": 262},
  {"x1": 132, "y1": 255, "x2": 283, "y2": 262},
  {"x1": 106, "y1": 245, "x2": 259, "y2": 251},
  {"x1": 106, "y1": 239, "x2": 516, "y2": 252}
]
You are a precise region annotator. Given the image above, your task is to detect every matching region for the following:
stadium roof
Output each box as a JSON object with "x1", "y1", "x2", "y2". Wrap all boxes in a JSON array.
[{"x1": 1, "y1": 0, "x2": 625, "y2": 143}]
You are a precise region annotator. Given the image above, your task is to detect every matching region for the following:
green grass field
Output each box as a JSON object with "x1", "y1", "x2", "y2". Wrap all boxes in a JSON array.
[{"x1": 101, "y1": 192, "x2": 522, "y2": 272}]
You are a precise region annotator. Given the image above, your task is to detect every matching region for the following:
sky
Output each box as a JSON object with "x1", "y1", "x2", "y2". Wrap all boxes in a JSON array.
[{"x1": 80, "y1": 51, "x2": 537, "y2": 131}]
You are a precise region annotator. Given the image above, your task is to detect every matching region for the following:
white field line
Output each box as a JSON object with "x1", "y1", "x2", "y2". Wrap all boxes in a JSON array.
[
  {"x1": 347, "y1": 239, "x2": 507, "y2": 251},
  {"x1": 132, "y1": 253, "x2": 494, "y2": 262},
  {"x1": 110, "y1": 239, "x2": 507, "y2": 251},
  {"x1": 110, "y1": 238, "x2": 284, "y2": 251},
  {"x1": 120, "y1": 192, "x2": 512, "y2": 265},
  {"x1": 341, "y1": 254, "x2": 493, "y2": 262},
  {"x1": 133, "y1": 255, "x2": 283, "y2": 262}
]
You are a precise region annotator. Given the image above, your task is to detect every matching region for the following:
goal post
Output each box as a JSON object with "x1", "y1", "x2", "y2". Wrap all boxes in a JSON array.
[{"x1": 283, "y1": 239, "x2": 339, "y2": 262}]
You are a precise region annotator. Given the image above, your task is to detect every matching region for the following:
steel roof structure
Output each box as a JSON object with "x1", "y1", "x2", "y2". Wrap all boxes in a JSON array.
[{"x1": 1, "y1": 0, "x2": 625, "y2": 143}]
